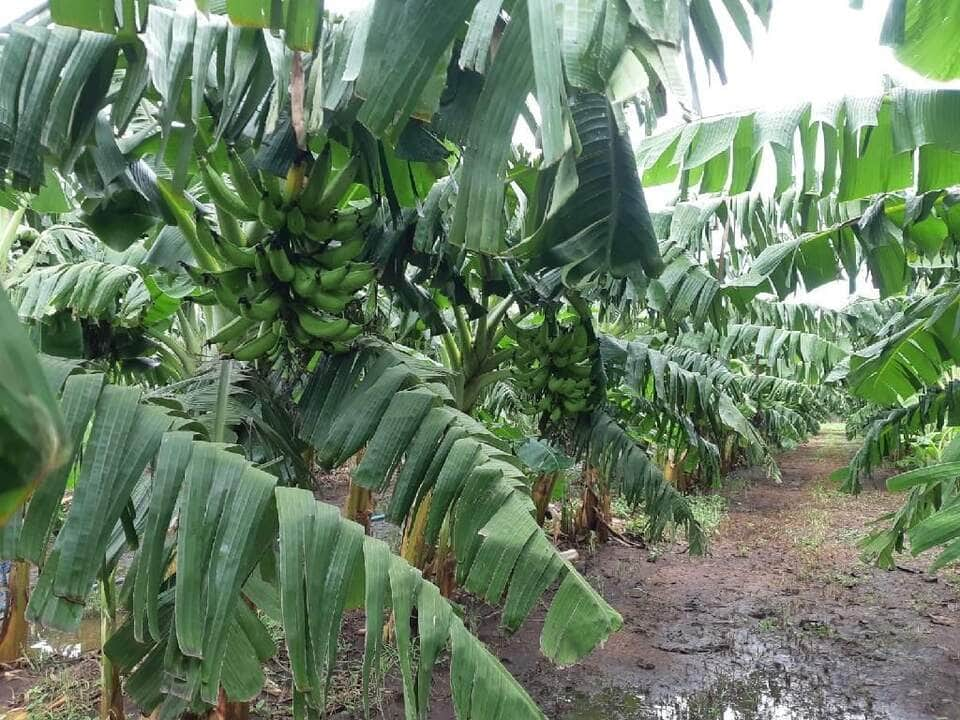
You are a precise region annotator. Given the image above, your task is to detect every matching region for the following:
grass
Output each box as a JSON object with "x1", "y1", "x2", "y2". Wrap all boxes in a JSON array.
[
  {"x1": 689, "y1": 495, "x2": 728, "y2": 535},
  {"x1": 790, "y1": 508, "x2": 830, "y2": 551},
  {"x1": 20, "y1": 667, "x2": 97, "y2": 720},
  {"x1": 611, "y1": 493, "x2": 729, "y2": 543}
]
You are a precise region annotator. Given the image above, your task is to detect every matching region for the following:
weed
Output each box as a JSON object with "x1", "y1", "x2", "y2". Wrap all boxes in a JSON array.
[
  {"x1": 688, "y1": 495, "x2": 728, "y2": 535},
  {"x1": 611, "y1": 496, "x2": 646, "y2": 537},
  {"x1": 791, "y1": 509, "x2": 829, "y2": 551},
  {"x1": 757, "y1": 617, "x2": 780, "y2": 632},
  {"x1": 22, "y1": 667, "x2": 97, "y2": 720},
  {"x1": 611, "y1": 493, "x2": 728, "y2": 544}
]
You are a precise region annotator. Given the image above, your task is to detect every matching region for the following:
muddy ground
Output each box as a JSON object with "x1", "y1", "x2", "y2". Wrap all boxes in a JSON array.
[
  {"x1": 3, "y1": 425, "x2": 959, "y2": 719},
  {"x1": 440, "y1": 425, "x2": 960, "y2": 720}
]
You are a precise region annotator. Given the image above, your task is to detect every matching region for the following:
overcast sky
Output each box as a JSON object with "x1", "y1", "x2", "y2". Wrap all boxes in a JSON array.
[{"x1": 1, "y1": 0, "x2": 941, "y2": 308}]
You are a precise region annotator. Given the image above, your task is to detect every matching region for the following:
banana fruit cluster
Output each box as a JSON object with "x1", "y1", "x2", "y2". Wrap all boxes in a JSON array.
[
  {"x1": 505, "y1": 315, "x2": 598, "y2": 421},
  {"x1": 167, "y1": 145, "x2": 380, "y2": 361}
]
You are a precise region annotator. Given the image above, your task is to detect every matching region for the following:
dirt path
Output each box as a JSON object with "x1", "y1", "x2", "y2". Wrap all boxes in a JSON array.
[{"x1": 453, "y1": 425, "x2": 960, "y2": 720}]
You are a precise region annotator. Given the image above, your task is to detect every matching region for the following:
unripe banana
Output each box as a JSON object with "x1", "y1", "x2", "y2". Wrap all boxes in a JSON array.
[
  {"x1": 227, "y1": 147, "x2": 263, "y2": 212},
  {"x1": 216, "y1": 204, "x2": 247, "y2": 249},
  {"x1": 259, "y1": 171, "x2": 284, "y2": 206},
  {"x1": 292, "y1": 265, "x2": 318, "y2": 297},
  {"x1": 211, "y1": 281, "x2": 244, "y2": 315},
  {"x1": 315, "y1": 237, "x2": 365, "y2": 269},
  {"x1": 254, "y1": 244, "x2": 273, "y2": 279},
  {"x1": 334, "y1": 323, "x2": 363, "y2": 342},
  {"x1": 309, "y1": 289, "x2": 350, "y2": 313},
  {"x1": 195, "y1": 213, "x2": 228, "y2": 268},
  {"x1": 266, "y1": 242, "x2": 296, "y2": 282},
  {"x1": 200, "y1": 159, "x2": 258, "y2": 221},
  {"x1": 296, "y1": 310, "x2": 350, "y2": 339},
  {"x1": 562, "y1": 398, "x2": 587, "y2": 414},
  {"x1": 208, "y1": 315, "x2": 257, "y2": 345},
  {"x1": 317, "y1": 265, "x2": 349, "y2": 290},
  {"x1": 337, "y1": 265, "x2": 376, "y2": 293},
  {"x1": 233, "y1": 322, "x2": 280, "y2": 361},
  {"x1": 159, "y1": 180, "x2": 221, "y2": 272},
  {"x1": 242, "y1": 289, "x2": 283, "y2": 321},
  {"x1": 314, "y1": 155, "x2": 360, "y2": 217},
  {"x1": 287, "y1": 206, "x2": 307, "y2": 235},
  {"x1": 213, "y1": 235, "x2": 257, "y2": 269},
  {"x1": 244, "y1": 220, "x2": 270, "y2": 247},
  {"x1": 211, "y1": 267, "x2": 256, "y2": 295},
  {"x1": 290, "y1": 319, "x2": 314, "y2": 346},
  {"x1": 258, "y1": 197, "x2": 287, "y2": 230},
  {"x1": 566, "y1": 362, "x2": 592, "y2": 379},
  {"x1": 299, "y1": 144, "x2": 332, "y2": 213},
  {"x1": 190, "y1": 289, "x2": 219, "y2": 306}
]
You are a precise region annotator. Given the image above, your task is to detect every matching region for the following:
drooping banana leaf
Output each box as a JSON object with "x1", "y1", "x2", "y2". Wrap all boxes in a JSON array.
[
  {"x1": 298, "y1": 344, "x2": 623, "y2": 665},
  {"x1": 518, "y1": 92, "x2": 664, "y2": 286},
  {"x1": 0, "y1": 288, "x2": 68, "y2": 522}
]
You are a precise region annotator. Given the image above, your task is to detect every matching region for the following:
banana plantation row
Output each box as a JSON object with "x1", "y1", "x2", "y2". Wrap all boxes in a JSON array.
[{"x1": 0, "y1": 1, "x2": 958, "y2": 718}]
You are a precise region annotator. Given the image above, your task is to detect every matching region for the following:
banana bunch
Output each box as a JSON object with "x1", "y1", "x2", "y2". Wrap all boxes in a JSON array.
[
  {"x1": 166, "y1": 144, "x2": 381, "y2": 361},
  {"x1": 505, "y1": 315, "x2": 598, "y2": 422}
]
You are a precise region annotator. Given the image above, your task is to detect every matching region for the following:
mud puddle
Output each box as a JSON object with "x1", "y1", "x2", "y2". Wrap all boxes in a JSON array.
[
  {"x1": 25, "y1": 614, "x2": 100, "y2": 660},
  {"x1": 561, "y1": 669, "x2": 886, "y2": 719}
]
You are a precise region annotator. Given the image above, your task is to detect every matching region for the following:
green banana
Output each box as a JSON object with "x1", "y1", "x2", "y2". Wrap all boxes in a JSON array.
[
  {"x1": 296, "y1": 311, "x2": 350, "y2": 339},
  {"x1": 233, "y1": 322, "x2": 280, "y2": 361},
  {"x1": 213, "y1": 235, "x2": 257, "y2": 269},
  {"x1": 292, "y1": 265, "x2": 318, "y2": 297},
  {"x1": 194, "y1": 213, "x2": 228, "y2": 268},
  {"x1": 244, "y1": 220, "x2": 270, "y2": 247},
  {"x1": 266, "y1": 242, "x2": 296, "y2": 282},
  {"x1": 211, "y1": 281, "x2": 243, "y2": 314},
  {"x1": 208, "y1": 315, "x2": 257, "y2": 345},
  {"x1": 200, "y1": 159, "x2": 258, "y2": 221},
  {"x1": 336, "y1": 265, "x2": 376, "y2": 293},
  {"x1": 562, "y1": 398, "x2": 587, "y2": 414},
  {"x1": 315, "y1": 237, "x2": 365, "y2": 269},
  {"x1": 566, "y1": 361, "x2": 592, "y2": 379},
  {"x1": 179, "y1": 262, "x2": 209, "y2": 286},
  {"x1": 316, "y1": 265, "x2": 349, "y2": 290},
  {"x1": 190, "y1": 290, "x2": 219, "y2": 306},
  {"x1": 299, "y1": 144, "x2": 332, "y2": 213},
  {"x1": 254, "y1": 244, "x2": 273, "y2": 279},
  {"x1": 309, "y1": 289, "x2": 350, "y2": 313},
  {"x1": 216, "y1": 204, "x2": 247, "y2": 249},
  {"x1": 304, "y1": 201, "x2": 377, "y2": 241},
  {"x1": 313, "y1": 155, "x2": 360, "y2": 217},
  {"x1": 336, "y1": 323, "x2": 363, "y2": 342},
  {"x1": 289, "y1": 319, "x2": 314, "y2": 346},
  {"x1": 227, "y1": 147, "x2": 263, "y2": 212},
  {"x1": 159, "y1": 180, "x2": 220, "y2": 272},
  {"x1": 258, "y1": 197, "x2": 287, "y2": 230},
  {"x1": 242, "y1": 289, "x2": 283, "y2": 321},
  {"x1": 287, "y1": 206, "x2": 307, "y2": 235},
  {"x1": 210, "y1": 267, "x2": 256, "y2": 295},
  {"x1": 259, "y1": 171, "x2": 284, "y2": 206}
]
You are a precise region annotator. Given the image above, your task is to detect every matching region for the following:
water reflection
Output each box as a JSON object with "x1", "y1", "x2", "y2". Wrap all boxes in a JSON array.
[
  {"x1": 27, "y1": 615, "x2": 100, "y2": 660},
  {"x1": 562, "y1": 670, "x2": 884, "y2": 720}
]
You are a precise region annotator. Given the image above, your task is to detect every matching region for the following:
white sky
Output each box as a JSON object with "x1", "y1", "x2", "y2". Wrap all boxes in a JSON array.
[{"x1": 1, "y1": 0, "x2": 937, "y2": 309}]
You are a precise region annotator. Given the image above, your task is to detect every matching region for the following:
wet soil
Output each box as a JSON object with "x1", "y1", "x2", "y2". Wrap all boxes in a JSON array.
[{"x1": 447, "y1": 425, "x2": 960, "y2": 720}]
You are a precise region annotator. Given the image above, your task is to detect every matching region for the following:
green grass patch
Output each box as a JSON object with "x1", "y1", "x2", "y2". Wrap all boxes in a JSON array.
[{"x1": 23, "y1": 668, "x2": 96, "y2": 720}]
